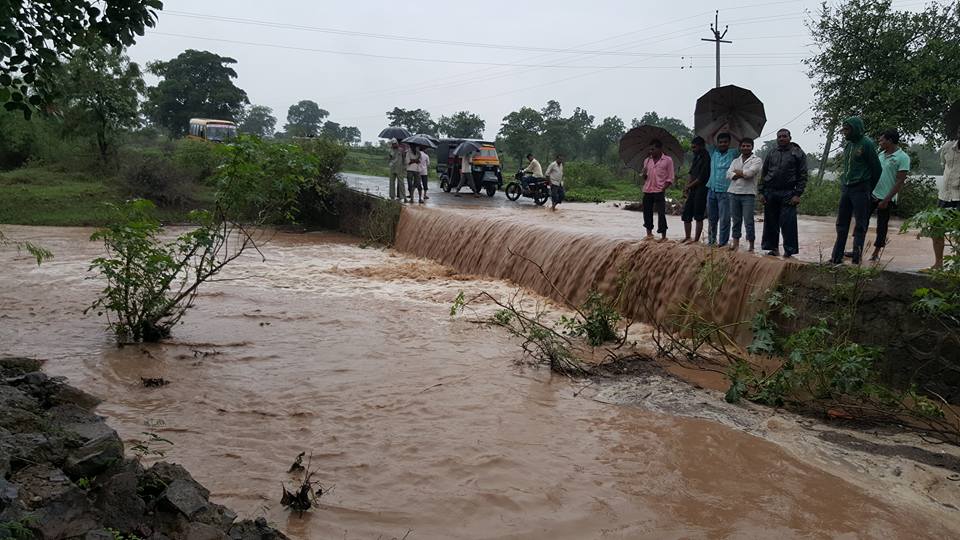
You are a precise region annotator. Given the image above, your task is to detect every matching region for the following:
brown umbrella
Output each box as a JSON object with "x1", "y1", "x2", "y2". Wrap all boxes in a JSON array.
[
  {"x1": 694, "y1": 85, "x2": 766, "y2": 145},
  {"x1": 619, "y1": 126, "x2": 684, "y2": 172}
]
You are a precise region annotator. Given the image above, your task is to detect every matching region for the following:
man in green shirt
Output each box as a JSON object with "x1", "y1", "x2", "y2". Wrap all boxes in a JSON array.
[
  {"x1": 867, "y1": 129, "x2": 910, "y2": 261},
  {"x1": 829, "y1": 116, "x2": 882, "y2": 265}
]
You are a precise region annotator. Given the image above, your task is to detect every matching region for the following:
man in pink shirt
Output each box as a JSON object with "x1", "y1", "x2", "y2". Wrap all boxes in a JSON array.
[{"x1": 642, "y1": 139, "x2": 675, "y2": 241}]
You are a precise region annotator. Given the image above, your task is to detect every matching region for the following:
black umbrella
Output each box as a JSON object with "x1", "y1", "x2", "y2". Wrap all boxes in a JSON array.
[
  {"x1": 378, "y1": 126, "x2": 411, "y2": 140},
  {"x1": 453, "y1": 141, "x2": 482, "y2": 156},
  {"x1": 945, "y1": 99, "x2": 960, "y2": 139},
  {"x1": 619, "y1": 126, "x2": 684, "y2": 171},
  {"x1": 403, "y1": 134, "x2": 437, "y2": 149},
  {"x1": 694, "y1": 85, "x2": 766, "y2": 145}
]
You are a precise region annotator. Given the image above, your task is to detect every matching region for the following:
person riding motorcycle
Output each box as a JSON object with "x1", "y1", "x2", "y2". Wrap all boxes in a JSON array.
[{"x1": 521, "y1": 153, "x2": 543, "y2": 189}]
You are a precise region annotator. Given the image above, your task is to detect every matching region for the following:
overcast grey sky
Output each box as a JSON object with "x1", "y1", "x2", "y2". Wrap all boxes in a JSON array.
[{"x1": 126, "y1": 0, "x2": 933, "y2": 150}]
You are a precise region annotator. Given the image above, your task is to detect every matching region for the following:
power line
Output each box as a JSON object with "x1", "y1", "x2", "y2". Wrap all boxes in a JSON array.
[
  {"x1": 162, "y1": 2, "x2": 805, "y2": 57},
  {"x1": 150, "y1": 31, "x2": 806, "y2": 69}
]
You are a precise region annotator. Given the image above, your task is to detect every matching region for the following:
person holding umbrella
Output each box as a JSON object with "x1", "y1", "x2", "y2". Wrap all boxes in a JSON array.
[
  {"x1": 419, "y1": 149, "x2": 430, "y2": 201},
  {"x1": 682, "y1": 136, "x2": 711, "y2": 244},
  {"x1": 759, "y1": 129, "x2": 807, "y2": 258},
  {"x1": 829, "y1": 117, "x2": 882, "y2": 265},
  {"x1": 706, "y1": 132, "x2": 738, "y2": 247},
  {"x1": 642, "y1": 140, "x2": 674, "y2": 240},
  {"x1": 456, "y1": 150, "x2": 479, "y2": 197},
  {"x1": 405, "y1": 144, "x2": 424, "y2": 204}
]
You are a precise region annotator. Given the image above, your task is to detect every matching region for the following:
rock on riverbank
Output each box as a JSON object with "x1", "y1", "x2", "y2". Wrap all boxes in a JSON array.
[{"x1": 0, "y1": 357, "x2": 288, "y2": 540}]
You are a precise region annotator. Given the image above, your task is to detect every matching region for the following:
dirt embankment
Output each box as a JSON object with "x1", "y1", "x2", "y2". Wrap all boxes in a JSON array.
[{"x1": 0, "y1": 357, "x2": 286, "y2": 540}]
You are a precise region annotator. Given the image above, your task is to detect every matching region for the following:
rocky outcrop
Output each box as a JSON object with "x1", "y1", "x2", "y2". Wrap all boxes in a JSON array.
[{"x1": 0, "y1": 357, "x2": 288, "y2": 540}]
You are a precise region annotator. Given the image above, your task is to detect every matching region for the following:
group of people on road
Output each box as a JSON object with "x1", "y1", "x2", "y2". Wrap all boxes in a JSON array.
[
  {"x1": 644, "y1": 128, "x2": 808, "y2": 258},
  {"x1": 647, "y1": 115, "x2": 960, "y2": 270},
  {"x1": 389, "y1": 140, "x2": 430, "y2": 204}
]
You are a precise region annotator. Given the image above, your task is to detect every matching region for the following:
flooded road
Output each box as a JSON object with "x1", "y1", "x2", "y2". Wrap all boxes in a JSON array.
[{"x1": 1, "y1": 225, "x2": 957, "y2": 539}]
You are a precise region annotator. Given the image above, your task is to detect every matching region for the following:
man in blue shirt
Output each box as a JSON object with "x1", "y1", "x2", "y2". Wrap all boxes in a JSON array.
[{"x1": 706, "y1": 132, "x2": 739, "y2": 247}]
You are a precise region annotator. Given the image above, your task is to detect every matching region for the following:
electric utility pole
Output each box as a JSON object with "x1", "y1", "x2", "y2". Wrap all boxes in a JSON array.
[{"x1": 701, "y1": 10, "x2": 731, "y2": 88}]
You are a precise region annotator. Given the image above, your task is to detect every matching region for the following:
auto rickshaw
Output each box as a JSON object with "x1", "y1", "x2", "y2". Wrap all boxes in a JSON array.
[{"x1": 436, "y1": 138, "x2": 503, "y2": 197}]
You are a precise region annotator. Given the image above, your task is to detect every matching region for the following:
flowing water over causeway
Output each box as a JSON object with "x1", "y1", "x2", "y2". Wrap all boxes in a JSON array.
[
  {"x1": 1, "y1": 225, "x2": 956, "y2": 539},
  {"x1": 394, "y1": 207, "x2": 786, "y2": 343}
]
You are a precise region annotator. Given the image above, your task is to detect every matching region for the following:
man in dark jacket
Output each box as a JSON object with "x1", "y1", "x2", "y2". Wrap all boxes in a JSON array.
[
  {"x1": 829, "y1": 116, "x2": 882, "y2": 265},
  {"x1": 681, "y1": 136, "x2": 711, "y2": 243},
  {"x1": 759, "y1": 128, "x2": 807, "y2": 258}
]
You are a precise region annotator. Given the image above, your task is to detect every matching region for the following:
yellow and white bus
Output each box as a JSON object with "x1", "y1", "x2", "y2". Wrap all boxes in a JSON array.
[{"x1": 187, "y1": 118, "x2": 238, "y2": 142}]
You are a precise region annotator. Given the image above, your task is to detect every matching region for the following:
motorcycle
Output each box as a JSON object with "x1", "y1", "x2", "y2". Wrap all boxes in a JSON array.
[{"x1": 504, "y1": 170, "x2": 549, "y2": 206}]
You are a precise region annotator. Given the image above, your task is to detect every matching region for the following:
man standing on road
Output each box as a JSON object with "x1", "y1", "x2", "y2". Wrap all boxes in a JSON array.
[
  {"x1": 759, "y1": 129, "x2": 807, "y2": 258},
  {"x1": 419, "y1": 150, "x2": 430, "y2": 200},
  {"x1": 545, "y1": 154, "x2": 565, "y2": 211},
  {"x1": 829, "y1": 116, "x2": 882, "y2": 265},
  {"x1": 642, "y1": 140, "x2": 674, "y2": 241},
  {"x1": 406, "y1": 144, "x2": 424, "y2": 204},
  {"x1": 706, "y1": 133, "x2": 738, "y2": 247},
  {"x1": 726, "y1": 137, "x2": 762, "y2": 252},
  {"x1": 929, "y1": 125, "x2": 960, "y2": 270},
  {"x1": 682, "y1": 136, "x2": 710, "y2": 244},
  {"x1": 455, "y1": 151, "x2": 479, "y2": 198},
  {"x1": 868, "y1": 129, "x2": 909, "y2": 262},
  {"x1": 389, "y1": 140, "x2": 407, "y2": 201}
]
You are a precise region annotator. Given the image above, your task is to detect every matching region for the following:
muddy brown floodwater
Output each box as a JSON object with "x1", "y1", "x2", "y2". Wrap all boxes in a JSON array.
[{"x1": 1, "y1": 225, "x2": 956, "y2": 539}]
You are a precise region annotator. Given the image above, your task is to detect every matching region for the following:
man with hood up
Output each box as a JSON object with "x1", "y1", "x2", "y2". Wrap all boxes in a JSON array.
[{"x1": 829, "y1": 116, "x2": 882, "y2": 265}]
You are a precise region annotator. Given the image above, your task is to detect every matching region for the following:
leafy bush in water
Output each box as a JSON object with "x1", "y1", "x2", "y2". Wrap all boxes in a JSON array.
[
  {"x1": 88, "y1": 135, "x2": 345, "y2": 342},
  {"x1": 86, "y1": 200, "x2": 215, "y2": 341},
  {"x1": 559, "y1": 289, "x2": 622, "y2": 346}
]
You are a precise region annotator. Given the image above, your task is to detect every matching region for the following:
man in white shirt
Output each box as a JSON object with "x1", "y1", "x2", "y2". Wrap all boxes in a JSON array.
[
  {"x1": 419, "y1": 151, "x2": 430, "y2": 200},
  {"x1": 406, "y1": 145, "x2": 423, "y2": 204},
  {"x1": 725, "y1": 137, "x2": 763, "y2": 252},
  {"x1": 930, "y1": 125, "x2": 960, "y2": 270},
  {"x1": 524, "y1": 153, "x2": 543, "y2": 177},
  {"x1": 544, "y1": 154, "x2": 564, "y2": 211}
]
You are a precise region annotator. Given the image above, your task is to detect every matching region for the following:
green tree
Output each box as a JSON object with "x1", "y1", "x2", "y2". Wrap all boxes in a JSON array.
[
  {"x1": 285, "y1": 100, "x2": 328, "y2": 137},
  {"x1": 542, "y1": 102, "x2": 593, "y2": 160},
  {"x1": 386, "y1": 107, "x2": 436, "y2": 135},
  {"x1": 631, "y1": 111, "x2": 693, "y2": 141},
  {"x1": 144, "y1": 50, "x2": 248, "y2": 136},
  {"x1": 339, "y1": 125, "x2": 361, "y2": 145},
  {"x1": 584, "y1": 116, "x2": 625, "y2": 163},
  {"x1": 1, "y1": 0, "x2": 161, "y2": 118},
  {"x1": 497, "y1": 106, "x2": 544, "y2": 161},
  {"x1": 437, "y1": 111, "x2": 485, "y2": 138},
  {"x1": 318, "y1": 121, "x2": 361, "y2": 144},
  {"x1": 805, "y1": 0, "x2": 960, "y2": 143},
  {"x1": 238, "y1": 104, "x2": 276, "y2": 138},
  {"x1": 55, "y1": 44, "x2": 144, "y2": 160}
]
